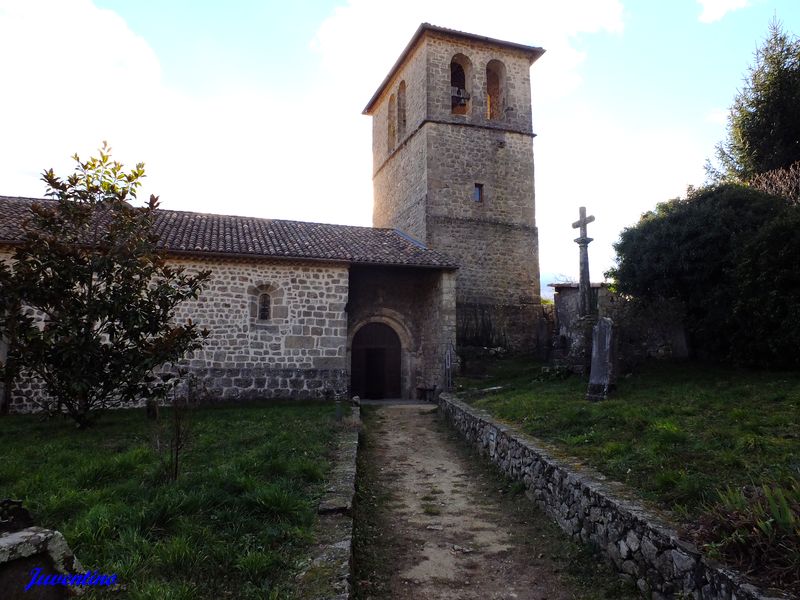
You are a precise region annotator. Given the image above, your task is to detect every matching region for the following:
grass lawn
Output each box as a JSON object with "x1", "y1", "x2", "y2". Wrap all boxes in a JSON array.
[
  {"x1": 457, "y1": 357, "x2": 800, "y2": 592},
  {"x1": 458, "y1": 357, "x2": 800, "y2": 517},
  {"x1": 0, "y1": 401, "x2": 338, "y2": 599}
]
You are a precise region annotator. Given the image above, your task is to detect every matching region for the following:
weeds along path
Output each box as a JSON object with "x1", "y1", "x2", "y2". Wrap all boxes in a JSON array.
[{"x1": 353, "y1": 404, "x2": 636, "y2": 600}]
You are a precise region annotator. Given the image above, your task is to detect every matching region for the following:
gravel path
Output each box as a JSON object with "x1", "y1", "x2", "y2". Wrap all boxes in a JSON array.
[{"x1": 354, "y1": 404, "x2": 636, "y2": 600}]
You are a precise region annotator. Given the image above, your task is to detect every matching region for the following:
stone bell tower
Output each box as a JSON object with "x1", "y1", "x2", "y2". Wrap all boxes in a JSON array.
[{"x1": 363, "y1": 23, "x2": 545, "y2": 352}]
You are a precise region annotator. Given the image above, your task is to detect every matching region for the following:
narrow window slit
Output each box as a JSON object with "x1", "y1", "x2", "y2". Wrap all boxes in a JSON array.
[{"x1": 258, "y1": 293, "x2": 271, "y2": 320}]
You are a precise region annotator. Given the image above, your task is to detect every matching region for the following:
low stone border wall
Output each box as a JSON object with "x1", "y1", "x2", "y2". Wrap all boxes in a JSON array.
[
  {"x1": 438, "y1": 393, "x2": 787, "y2": 600},
  {"x1": 296, "y1": 404, "x2": 360, "y2": 600}
]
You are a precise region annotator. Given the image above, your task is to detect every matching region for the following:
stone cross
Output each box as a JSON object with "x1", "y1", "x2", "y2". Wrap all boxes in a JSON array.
[{"x1": 572, "y1": 207, "x2": 595, "y2": 317}]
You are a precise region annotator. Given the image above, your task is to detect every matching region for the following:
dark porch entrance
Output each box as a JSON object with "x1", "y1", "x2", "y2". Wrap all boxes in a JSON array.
[{"x1": 351, "y1": 322, "x2": 402, "y2": 399}]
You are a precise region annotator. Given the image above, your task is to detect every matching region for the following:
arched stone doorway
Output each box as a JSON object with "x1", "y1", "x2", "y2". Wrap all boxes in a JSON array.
[{"x1": 351, "y1": 322, "x2": 402, "y2": 399}]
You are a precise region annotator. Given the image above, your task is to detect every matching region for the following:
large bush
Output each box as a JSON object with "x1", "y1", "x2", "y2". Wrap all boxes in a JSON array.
[{"x1": 608, "y1": 184, "x2": 797, "y2": 366}]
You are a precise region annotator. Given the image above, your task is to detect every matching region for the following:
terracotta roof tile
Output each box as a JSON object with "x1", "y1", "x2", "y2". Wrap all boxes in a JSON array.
[{"x1": 0, "y1": 196, "x2": 458, "y2": 270}]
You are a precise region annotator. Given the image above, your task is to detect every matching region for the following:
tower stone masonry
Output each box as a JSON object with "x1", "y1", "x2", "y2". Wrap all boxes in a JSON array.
[{"x1": 364, "y1": 24, "x2": 546, "y2": 352}]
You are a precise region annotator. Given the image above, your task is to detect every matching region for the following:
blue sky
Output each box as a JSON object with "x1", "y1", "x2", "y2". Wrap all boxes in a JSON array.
[{"x1": 1, "y1": 0, "x2": 799, "y2": 291}]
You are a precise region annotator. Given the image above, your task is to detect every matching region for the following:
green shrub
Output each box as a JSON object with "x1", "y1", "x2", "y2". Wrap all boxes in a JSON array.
[
  {"x1": 731, "y1": 208, "x2": 800, "y2": 368},
  {"x1": 608, "y1": 184, "x2": 797, "y2": 366}
]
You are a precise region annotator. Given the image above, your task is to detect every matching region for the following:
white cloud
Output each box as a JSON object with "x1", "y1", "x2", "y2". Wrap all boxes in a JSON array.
[
  {"x1": 0, "y1": 0, "x2": 374, "y2": 226},
  {"x1": 311, "y1": 0, "x2": 625, "y2": 104},
  {"x1": 535, "y1": 102, "x2": 706, "y2": 280},
  {"x1": 0, "y1": 0, "x2": 713, "y2": 280},
  {"x1": 697, "y1": 0, "x2": 751, "y2": 23},
  {"x1": 0, "y1": 0, "x2": 160, "y2": 192},
  {"x1": 306, "y1": 0, "x2": 629, "y2": 250}
]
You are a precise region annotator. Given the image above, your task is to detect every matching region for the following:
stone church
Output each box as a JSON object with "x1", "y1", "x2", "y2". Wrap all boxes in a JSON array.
[{"x1": 0, "y1": 24, "x2": 545, "y2": 411}]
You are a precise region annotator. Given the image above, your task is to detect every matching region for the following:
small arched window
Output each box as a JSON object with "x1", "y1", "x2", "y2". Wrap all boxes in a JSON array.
[
  {"x1": 249, "y1": 284, "x2": 283, "y2": 325},
  {"x1": 450, "y1": 54, "x2": 472, "y2": 115},
  {"x1": 486, "y1": 60, "x2": 507, "y2": 121},
  {"x1": 397, "y1": 81, "x2": 407, "y2": 138},
  {"x1": 258, "y1": 293, "x2": 271, "y2": 321},
  {"x1": 387, "y1": 93, "x2": 397, "y2": 151}
]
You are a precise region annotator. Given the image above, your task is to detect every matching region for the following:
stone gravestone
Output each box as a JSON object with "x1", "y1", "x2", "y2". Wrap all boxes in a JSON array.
[{"x1": 586, "y1": 317, "x2": 616, "y2": 401}]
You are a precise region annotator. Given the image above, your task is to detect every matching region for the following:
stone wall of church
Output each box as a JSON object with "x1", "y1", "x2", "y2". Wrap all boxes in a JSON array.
[
  {"x1": 372, "y1": 131, "x2": 428, "y2": 242},
  {"x1": 4, "y1": 253, "x2": 350, "y2": 412},
  {"x1": 372, "y1": 30, "x2": 538, "y2": 248},
  {"x1": 370, "y1": 37, "x2": 428, "y2": 173},
  {"x1": 428, "y1": 214, "x2": 538, "y2": 304},
  {"x1": 347, "y1": 265, "x2": 457, "y2": 398},
  {"x1": 371, "y1": 33, "x2": 429, "y2": 243},
  {"x1": 424, "y1": 33, "x2": 535, "y2": 133},
  {"x1": 425, "y1": 125, "x2": 535, "y2": 228},
  {"x1": 424, "y1": 121, "x2": 540, "y2": 352},
  {"x1": 369, "y1": 30, "x2": 543, "y2": 353},
  {"x1": 370, "y1": 29, "x2": 536, "y2": 170},
  {"x1": 1, "y1": 244, "x2": 53, "y2": 413},
  {"x1": 168, "y1": 256, "x2": 349, "y2": 401}
]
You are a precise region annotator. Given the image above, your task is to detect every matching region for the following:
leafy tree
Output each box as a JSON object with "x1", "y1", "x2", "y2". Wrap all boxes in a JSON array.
[
  {"x1": 0, "y1": 144, "x2": 210, "y2": 427},
  {"x1": 712, "y1": 19, "x2": 800, "y2": 181},
  {"x1": 607, "y1": 184, "x2": 790, "y2": 362}
]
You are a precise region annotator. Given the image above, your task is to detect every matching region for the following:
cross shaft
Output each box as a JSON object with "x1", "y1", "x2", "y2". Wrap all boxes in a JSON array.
[{"x1": 572, "y1": 206, "x2": 595, "y2": 317}]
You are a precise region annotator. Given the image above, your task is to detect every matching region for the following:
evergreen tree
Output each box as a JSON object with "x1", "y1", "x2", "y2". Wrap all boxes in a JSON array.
[{"x1": 712, "y1": 19, "x2": 800, "y2": 181}]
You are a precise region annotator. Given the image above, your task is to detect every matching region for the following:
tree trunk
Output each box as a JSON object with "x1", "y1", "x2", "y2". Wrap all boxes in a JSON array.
[{"x1": 75, "y1": 394, "x2": 91, "y2": 428}]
